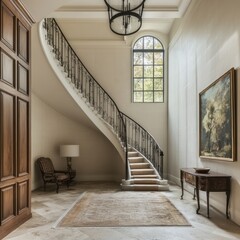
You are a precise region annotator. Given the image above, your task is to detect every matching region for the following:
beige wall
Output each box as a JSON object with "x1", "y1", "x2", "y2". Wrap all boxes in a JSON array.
[
  {"x1": 31, "y1": 94, "x2": 124, "y2": 190},
  {"x1": 168, "y1": 0, "x2": 240, "y2": 224}
]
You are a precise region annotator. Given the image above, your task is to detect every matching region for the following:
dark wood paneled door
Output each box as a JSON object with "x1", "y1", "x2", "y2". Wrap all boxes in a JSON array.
[{"x1": 0, "y1": 0, "x2": 33, "y2": 238}]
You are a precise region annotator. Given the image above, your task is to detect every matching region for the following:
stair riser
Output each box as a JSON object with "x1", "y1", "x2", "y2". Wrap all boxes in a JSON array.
[
  {"x1": 131, "y1": 170, "x2": 155, "y2": 175},
  {"x1": 131, "y1": 180, "x2": 161, "y2": 184},
  {"x1": 128, "y1": 152, "x2": 139, "y2": 157},
  {"x1": 129, "y1": 159, "x2": 145, "y2": 163},
  {"x1": 122, "y1": 185, "x2": 169, "y2": 191},
  {"x1": 132, "y1": 175, "x2": 158, "y2": 179},
  {"x1": 130, "y1": 164, "x2": 150, "y2": 169}
]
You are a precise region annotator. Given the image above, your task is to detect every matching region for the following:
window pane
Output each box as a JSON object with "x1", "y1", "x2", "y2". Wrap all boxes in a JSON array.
[
  {"x1": 134, "y1": 38, "x2": 143, "y2": 49},
  {"x1": 154, "y1": 38, "x2": 163, "y2": 49},
  {"x1": 134, "y1": 79, "x2": 143, "y2": 90},
  {"x1": 144, "y1": 92, "x2": 153, "y2": 102},
  {"x1": 144, "y1": 79, "x2": 153, "y2": 90},
  {"x1": 154, "y1": 52, "x2": 163, "y2": 65},
  {"x1": 144, "y1": 36, "x2": 153, "y2": 49},
  {"x1": 154, "y1": 91, "x2": 163, "y2": 102},
  {"x1": 134, "y1": 52, "x2": 143, "y2": 64},
  {"x1": 154, "y1": 66, "x2": 163, "y2": 77},
  {"x1": 144, "y1": 52, "x2": 153, "y2": 65},
  {"x1": 134, "y1": 92, "x2": 143, "y2": 102},
  {"x1": 134, "y1": 66, "x2": 143, "y2": 77},
  {"x1": 154, "y1": 78, "x2": 163, "y2": 90},
  {"x1": 144, "y1": 66, "x2": 153, "y2": 77}
]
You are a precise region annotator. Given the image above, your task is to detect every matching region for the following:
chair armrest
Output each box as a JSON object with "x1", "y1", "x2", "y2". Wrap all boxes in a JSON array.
[
  {"x1": 43, "y1": 172, "x2": 56, "y2": 181},
  {"x1": 55, "y1": 170, "x2": 68, "y2": 174}
]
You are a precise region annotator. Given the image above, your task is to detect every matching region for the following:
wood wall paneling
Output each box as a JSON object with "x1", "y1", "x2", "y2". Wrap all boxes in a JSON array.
[
  {"x1": 0, "y1": 0, "x2": 32, "y2": 237},
  {"x1": 17, "y1": 62, "x2": 28, "y2": 95},
  {"x1": 17, "y1": 181, "x2": 28, "y2": 214},
  {"x1": 0, "y1": 185, "x2": 16, "y2": 225},
  {"x1": 1, "y1": 2, "x2": 15, "y2": 51},
  {"x1": 17, "y1": 20, "x2": 28, "y2": 63},
  {"x1": 0, "y1": 91, "x2": 15, "y2": 181},
  {"x1": 17, "y1": 99, "x2": 28, "y2": 176},
  {"x1": 0, "y1": 49, "x2": 15, "y2": 87}
]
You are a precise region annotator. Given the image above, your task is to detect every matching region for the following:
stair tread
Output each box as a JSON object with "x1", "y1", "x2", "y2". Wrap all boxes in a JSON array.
[
  {"x1": 131, "y1": 169, "x2": 154, "y2": 172},
  {"x1": 130, "y1": 163, "x2": 149, "y2": 165},
  {"x1": 128, "y1": 151, "x2": 138, "y2": 154},
  {"x1": 130, "y1": 184, "x2": 161, "y2": 186},
  {"x1": 131, "y1": 174, "x2": 158, "y2": 178}
]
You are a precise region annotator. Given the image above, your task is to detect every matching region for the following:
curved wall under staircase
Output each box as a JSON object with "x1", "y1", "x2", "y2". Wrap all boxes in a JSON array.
[{"x1": 31, "y1": 24, "x2": 125, "y2": 190}]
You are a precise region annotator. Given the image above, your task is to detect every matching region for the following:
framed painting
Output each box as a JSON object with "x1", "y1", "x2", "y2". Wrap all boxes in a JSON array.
[{"x1": 199, "y1": 68, "x2": 236, "y2": 161}]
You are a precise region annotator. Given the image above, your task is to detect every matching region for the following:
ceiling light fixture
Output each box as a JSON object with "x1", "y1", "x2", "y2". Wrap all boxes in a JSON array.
[{"x1": 104, "y1": 0, "x2": 145, "y2": 36}]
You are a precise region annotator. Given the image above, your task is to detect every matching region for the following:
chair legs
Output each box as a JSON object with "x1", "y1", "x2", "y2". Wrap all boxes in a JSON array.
[
  {"x1": 42, "y1": 181, "x2": 69, "y2": 193},
  {"x1": 56, "y1": 181, "x2": 69, "y2": 193},
  {"x1": 56, "y1": 183, "x2": 59, "y2": 193}
]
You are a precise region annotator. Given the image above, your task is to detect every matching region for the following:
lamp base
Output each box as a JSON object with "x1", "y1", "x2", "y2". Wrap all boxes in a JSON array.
[{"x1": 66, "y1": 157, "x2": 72, "y2": 172}]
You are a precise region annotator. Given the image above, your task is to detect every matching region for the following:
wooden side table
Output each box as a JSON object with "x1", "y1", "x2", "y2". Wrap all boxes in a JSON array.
[{"x1": 180, "y1": 168, "x2": 231, "y2": 218}]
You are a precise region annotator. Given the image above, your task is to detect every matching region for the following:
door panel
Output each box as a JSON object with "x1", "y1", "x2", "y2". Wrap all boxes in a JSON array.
[
  {"x1": 17, "y1": 99, "x2": 28, "y2": 176},
  {"x1": 0, "y1": 185, "x2": 16, "y2": 225},
  {"x1": 17, "y1": 20, "x2": 29, "y2": 63},
  {"x1": 1, "y1": 2, "x2": 15, "y2": 51},
  {"x1": 0, "y1": 91, "x2": 15, "y2": 181},
  {"x1": 17, "y1": 181, "x2": 28, "y2": 214},
  {"x1": 0, "y1": 49, "x2": 15, "y2": 87},
  {"x1": 17, "y1": 62, "x2": 28, "y2": 95}
]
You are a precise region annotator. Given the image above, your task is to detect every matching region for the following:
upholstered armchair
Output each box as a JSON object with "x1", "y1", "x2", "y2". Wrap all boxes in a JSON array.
[{"x1": 37, "y1": 157, "x2": 70, "y2": 193}]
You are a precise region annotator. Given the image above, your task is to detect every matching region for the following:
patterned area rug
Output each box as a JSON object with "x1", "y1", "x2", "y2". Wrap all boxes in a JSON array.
[{"x1": 56, "y1": 191, "x2": 190, "y2": 227}]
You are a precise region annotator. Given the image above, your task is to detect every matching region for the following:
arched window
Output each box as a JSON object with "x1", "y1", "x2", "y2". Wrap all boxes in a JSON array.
[{"x1": 132, "y1": 36, "x2": 164, "y2": 103}]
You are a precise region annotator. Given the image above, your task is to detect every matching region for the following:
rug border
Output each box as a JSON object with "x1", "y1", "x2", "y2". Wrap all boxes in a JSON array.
[{"x1": 52, "y1": 192, "x2": 86, "y2": 229}]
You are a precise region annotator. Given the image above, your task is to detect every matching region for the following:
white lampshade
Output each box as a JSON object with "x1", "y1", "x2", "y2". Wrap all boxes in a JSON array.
[{"x1": 60, "y1": 145, "x2": 79, "y2": 157}]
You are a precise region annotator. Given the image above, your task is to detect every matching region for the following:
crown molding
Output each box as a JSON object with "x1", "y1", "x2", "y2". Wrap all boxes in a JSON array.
[{"x1": 11, "y1": 0, "x2": 35, "y2": 24}]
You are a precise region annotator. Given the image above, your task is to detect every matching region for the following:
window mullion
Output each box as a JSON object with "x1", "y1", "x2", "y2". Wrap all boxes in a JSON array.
[{"x1": 153, "y1": 51, "x2": 155, "y2": 102}]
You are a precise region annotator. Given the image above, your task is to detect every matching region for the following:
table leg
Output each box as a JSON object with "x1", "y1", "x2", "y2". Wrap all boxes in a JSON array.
[
  {"x1": 196, "y1": 178, "x2": 200, "y2": 214},
  {"x1": 193, "y1": 188, "x2": 196, "y2": 200},
  {"x1": 226, "y1": 190, "x2": 230, "y2": 219},
  {"x1": 206, "y1": 191, "x2": 210, "y2": 218},
  {"x1": 180, "y1": 170, "x2": 184, "y2": 200}
]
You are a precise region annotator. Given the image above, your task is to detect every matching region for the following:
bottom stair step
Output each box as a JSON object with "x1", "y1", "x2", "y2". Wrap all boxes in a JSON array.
[
  {"x1": 129, "y1": 178, "x2": 168, "y2": 185},
  {"x1": 122, "y1": 184, "x2": 169, "y2": 191}
]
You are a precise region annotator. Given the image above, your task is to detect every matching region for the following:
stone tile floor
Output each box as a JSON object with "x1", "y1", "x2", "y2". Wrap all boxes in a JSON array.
[{"x1": 4, "y1": 182, "x2": 240, "y2": 240}]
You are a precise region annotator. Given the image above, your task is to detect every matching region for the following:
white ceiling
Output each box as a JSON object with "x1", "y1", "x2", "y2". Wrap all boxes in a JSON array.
[{"x1": 21, "y1": 0, "x2": 191, "y2": 36}]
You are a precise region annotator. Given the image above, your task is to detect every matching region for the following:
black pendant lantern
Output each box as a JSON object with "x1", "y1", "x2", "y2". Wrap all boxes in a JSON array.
[{"x1": 104, "y1": 0, "x2": 145, "y2": 36}]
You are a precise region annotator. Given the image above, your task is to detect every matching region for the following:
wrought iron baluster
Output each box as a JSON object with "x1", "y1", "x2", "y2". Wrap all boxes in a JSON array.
[
  {"x1": 60, "y1": 35, "x2": 63, "y2": 66},
  {"x1": 160, "y1": 151, "x2": 164, "y2": 179},
  {"x1": 71, "y1": 55, "x2": 75, "y2": 84}
]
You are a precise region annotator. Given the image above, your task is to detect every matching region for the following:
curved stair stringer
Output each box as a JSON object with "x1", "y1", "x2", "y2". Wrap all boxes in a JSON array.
[
  {"x1": 38, "y1": 21, "x2": 125, "y2": 162},
  {"x1": 122, "y1": 147, "x2": 169, "y2": 191}
]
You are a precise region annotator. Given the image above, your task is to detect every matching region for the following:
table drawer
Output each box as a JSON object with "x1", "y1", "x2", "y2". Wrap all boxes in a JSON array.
[
  {"x1": 185, "y1": 173, "x2": 196, "y2": 186},
  {"x1": 199, "y1": 177, "x2": 229, "y2": 191}
]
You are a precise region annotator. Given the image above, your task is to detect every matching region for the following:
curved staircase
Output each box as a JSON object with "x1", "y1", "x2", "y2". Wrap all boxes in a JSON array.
[{"x1": 39, "y1": 18, "x2": 169, "y2": 191}]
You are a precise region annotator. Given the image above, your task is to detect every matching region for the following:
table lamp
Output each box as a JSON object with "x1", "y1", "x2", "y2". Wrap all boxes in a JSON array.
[{"x1": 60, "y1": 145, "x2": 79, "y2": 171}]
